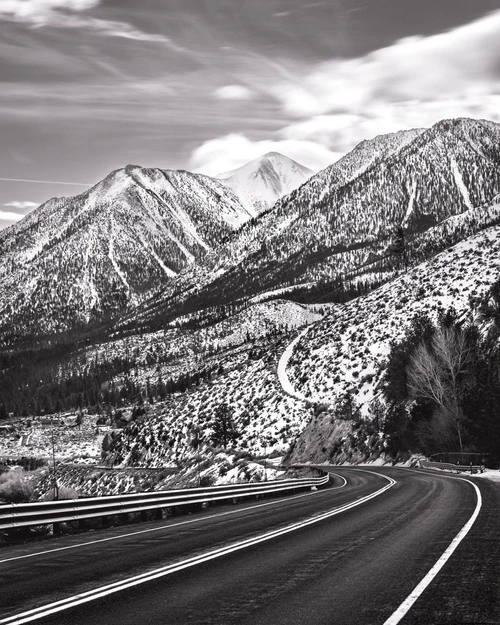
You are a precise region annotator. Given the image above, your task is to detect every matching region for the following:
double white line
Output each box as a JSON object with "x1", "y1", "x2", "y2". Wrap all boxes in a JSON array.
[{"x1": 1, "y1": 472, "x2": 395, "y2": 625}]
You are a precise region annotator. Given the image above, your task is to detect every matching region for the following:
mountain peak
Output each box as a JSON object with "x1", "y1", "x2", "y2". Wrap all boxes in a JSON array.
[
  {"x1": 216, "y1": 152, "x2": 315, "y2": 216},
  {"x1": 261, "y1": 151, "x2": 288, "y2": 161},
  {"x1": 0, "y1": 164, "x2": 254, "y2": 341}
]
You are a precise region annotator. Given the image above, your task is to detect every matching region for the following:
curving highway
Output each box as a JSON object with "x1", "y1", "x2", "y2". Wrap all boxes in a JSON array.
[{"x1": 0, "y1": 467, "x2": 498, "y2": 625}]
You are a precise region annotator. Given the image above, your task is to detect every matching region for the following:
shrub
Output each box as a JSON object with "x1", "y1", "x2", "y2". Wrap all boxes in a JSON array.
[
  {"x1": 43, "y1": 486, "x2": 79, "y2": 501},
  {"x1": 0, "y1": 470, "x2": 34, "y2": 503}
]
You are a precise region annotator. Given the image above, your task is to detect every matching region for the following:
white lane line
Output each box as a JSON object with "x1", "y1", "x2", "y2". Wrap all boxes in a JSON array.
[
  {"x1": 383, "y1": 471, "x2": 482, "y2": 625},
  {"x1": 0, "y1": 475, "x2": 347, "y2": 565},
  {"x1": 0, "y1": 474, "x2": 393, "y2": 625}
]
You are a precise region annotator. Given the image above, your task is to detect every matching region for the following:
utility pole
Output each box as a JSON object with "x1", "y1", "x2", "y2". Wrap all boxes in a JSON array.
[
  {"x1": 192, "y1": 423, "x2": 201, "y2": 488},
  {"x1": 263, "y1": 436, "x2": 267, "y2": 482},
  {"x1": 196, "y1": 431, "x2": 201, "y2": 488},
  {"x1": 50, "y1": 416, "x2": 59, "y2": 500}
]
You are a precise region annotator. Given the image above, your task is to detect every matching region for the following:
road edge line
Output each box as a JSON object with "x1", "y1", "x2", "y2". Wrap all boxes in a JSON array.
[{"x1": 382, "y1": 472, "x2": 482, "y2": 625}]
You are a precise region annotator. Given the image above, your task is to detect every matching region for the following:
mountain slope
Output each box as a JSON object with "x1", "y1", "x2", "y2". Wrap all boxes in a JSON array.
[
  {"x1": 216, "y1": 152, "x2": 314, "y2": 216},
  {"x1": 285, "y1": 213, "x2": 500, "y2": 418},
  {"x1": 0, "y1": 165, "x2": 251, "y2": 343},
  {"x1": 209, "y1": 120, "x2": 498, "y2": 302},
  {"x1": 124, "y1": 120, "x2": 500, "y2": 333},
  {"x1": 213, "y1": 118, "x2": 500, "y2": 291}
]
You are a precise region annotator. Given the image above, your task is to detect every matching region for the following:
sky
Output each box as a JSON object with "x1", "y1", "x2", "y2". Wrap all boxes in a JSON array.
[{"x1": 1, "y1": 0, "x2": 500, "y2": 229}]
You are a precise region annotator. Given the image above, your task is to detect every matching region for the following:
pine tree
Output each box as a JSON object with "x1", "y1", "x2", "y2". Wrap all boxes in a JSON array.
[{"x1": 209, "y1": 404, "x2": 240, "y2": 449}]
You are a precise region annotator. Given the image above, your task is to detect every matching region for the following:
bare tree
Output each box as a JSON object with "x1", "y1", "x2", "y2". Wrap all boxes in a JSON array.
[{"x1": 407, "y1": 325, "x2": 473, "y2": 452}]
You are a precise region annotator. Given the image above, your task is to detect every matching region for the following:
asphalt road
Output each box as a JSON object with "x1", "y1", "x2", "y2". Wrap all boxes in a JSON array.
[{"x1": 0, "y1": 467, "x2": 498, "y2": 625}]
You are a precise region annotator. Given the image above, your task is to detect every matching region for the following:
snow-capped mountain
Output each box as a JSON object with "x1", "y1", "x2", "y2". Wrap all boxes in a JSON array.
[
  {"x1": 127, "y1": 118, "x2": 500, "y2": 333},
  {"x1": 216, "y1": 152, "x2": 314, "y2": 216},
  {"x1": 216, "y1": 118, "x2": 500, "y2": 295},
  {"x1": 0, "y1": 164, "x2": 252, "y2": 343}
]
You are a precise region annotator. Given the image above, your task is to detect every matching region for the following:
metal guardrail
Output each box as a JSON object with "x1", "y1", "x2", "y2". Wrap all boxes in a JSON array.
[
  {"x1": 419, "y1": 460, "x2": 484, "y2": 473},
  {"x1": 0, "y1": 474, "x2": 330, "y2": 530}
]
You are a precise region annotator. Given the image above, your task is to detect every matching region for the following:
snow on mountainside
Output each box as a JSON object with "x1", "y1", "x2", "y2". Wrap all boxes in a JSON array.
[
  {"x1": 84, "y1": 299, "x2": 323, "y2": 380},
  {"x1": 103, "y1": 331, "x2": 313, "y2": 469},
  {"x1": 127, "y1": 119, "x2": 500, "y2": 333},
  {"x1": 124, "y1": 129, "x2": 425, "y2": 328},
  {"x1": 0, "y1": 165, "x2": 251, "y2": 342},
  {"x1": 284, "y1": 215, "x2": 500, "y2": 417},
  {"x1": 73, "y1": 300, "x2": 324, "y2": 468},
  {"x1": 216, "y1": 152, "x2": 314, "y2": 216},
  {"x1": 214, "y1": 118, "x2": 500, "y2": 291},
  {"x1": 92, "y1": 216, "x2": 500, "y2": 468}
]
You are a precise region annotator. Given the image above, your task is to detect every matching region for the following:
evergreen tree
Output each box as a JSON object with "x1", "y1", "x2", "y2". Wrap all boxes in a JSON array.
[{"x1": 209, "y1": 404, "x2": 240, "y2": 449}]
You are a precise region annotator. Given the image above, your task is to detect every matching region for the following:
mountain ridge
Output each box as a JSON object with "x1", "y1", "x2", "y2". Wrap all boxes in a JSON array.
[
  {"x1": 123, "y1": 118, "x2": 500, "y2": 336},
  {"x1": 0, "y1": 164, "x2": 252, "y2": 343}
]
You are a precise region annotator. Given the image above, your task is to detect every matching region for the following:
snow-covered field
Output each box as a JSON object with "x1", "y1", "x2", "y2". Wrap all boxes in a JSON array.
[{"x1": 0, "y1": 416, "x2": 103, "y2": 462}]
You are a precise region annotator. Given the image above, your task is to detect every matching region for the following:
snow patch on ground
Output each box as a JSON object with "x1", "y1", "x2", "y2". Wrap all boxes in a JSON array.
[
  {"x1": 450, "y1": 156, "x2": 474, "y2": 210},
  {"x1": 402, "y1": 177, "x2": 417, "y2": 226},
  {"x1": 108, "y1": 221, "x2": 133, "y2": 295},
  {"x1": 143, "y1": 241, "x2": 177, "y2": 278},
  {"x1": 474, "y1": 469, "x2": 500, "y2": 483}
]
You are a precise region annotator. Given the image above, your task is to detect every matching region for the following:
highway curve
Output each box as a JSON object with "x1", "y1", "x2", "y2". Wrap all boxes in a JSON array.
[{"x1": 0, "y1": 467, "x2": 498, "y2": 625}]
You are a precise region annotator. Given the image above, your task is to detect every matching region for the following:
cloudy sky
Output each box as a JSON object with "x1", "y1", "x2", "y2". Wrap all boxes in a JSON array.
[{"x1": 1, "y1": 0, "x2": 500, "y2": 229}]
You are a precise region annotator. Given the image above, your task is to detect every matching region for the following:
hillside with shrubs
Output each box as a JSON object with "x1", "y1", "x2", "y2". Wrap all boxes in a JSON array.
[{"x1": 285, "y1": 222, "x2": 500, "y2": 463}]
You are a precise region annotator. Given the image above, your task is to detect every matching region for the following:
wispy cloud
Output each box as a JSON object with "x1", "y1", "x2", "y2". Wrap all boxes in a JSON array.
[
  {"x1": 0, "y1": 177, "x2": 90, "y2": 186},
  {"x1": 0, "y1": 0, "x2": 99, "y2": 21},
  {"x1": 0, "y1": 209, "x2": 29, "y2": 221},
  {"x1": 213, "y1": 85, "x2": 254, "y2": 101},
  {"x1": 3, "y1": 200, "x2": 38, "y2": 210},
  {"x1": 270, "y1": 9, "x2": 500, "y2": 118},
  {"x1": 0, "y1": 0, "x2": 178, "y2": 45},
  {"x1": 0, "y1": 0, "x2": 99, "y2": 26},
  {"x1": 0, "y1": 199, "x2": 38, "y2": 225}
]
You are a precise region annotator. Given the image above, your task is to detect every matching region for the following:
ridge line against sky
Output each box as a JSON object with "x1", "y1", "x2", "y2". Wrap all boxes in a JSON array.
[{"x1": 1, "y1": 0, "x2": 500, "y2": 228}]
